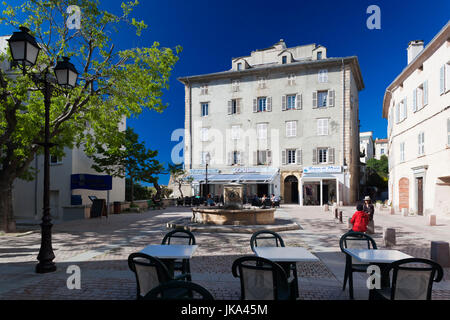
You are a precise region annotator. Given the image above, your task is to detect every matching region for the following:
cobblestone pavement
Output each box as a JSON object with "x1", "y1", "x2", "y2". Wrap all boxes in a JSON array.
[{"x1": 1, "y1": 205, "x2": 449, "y2": 300}]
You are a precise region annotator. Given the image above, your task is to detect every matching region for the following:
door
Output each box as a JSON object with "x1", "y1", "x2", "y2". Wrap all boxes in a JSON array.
[
  {"x1": 417, "y1": 178, "x2": 423, "y2": 215},
  {"x1": 291, "y1": 181, "x2": 299, "y2": 204},
  {"x1": 323, "y1": 185, "x2": 329, "y2": 204}
]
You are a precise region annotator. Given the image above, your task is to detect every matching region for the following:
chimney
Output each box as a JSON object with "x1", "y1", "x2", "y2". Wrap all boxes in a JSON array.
[{"x1": 407, "y1": 40, "x2": 424, "y2": 64}]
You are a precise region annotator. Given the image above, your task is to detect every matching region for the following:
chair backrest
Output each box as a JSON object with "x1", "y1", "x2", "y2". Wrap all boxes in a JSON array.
[
  {"x1": 128, "y1": 253, "x2": 171, "y2": 299},
  {"x1": 162, "y1": 230, "x2": 196, "y2": 245},
  {"x1": 339, "y1": 231, "x2": 377, "y2": 265},
  {"x1": 390, "y1": 258, "x2": 443, "y2": 300},
  {"x1": 144, "y1": 280, "x2": 214, "y2": 300},
  {"x1": 232, "y1": 256, "x2": 290, "y2": 300},
  {"x1": 250, "y1": 230, "x2": 285, "y2": 253}
]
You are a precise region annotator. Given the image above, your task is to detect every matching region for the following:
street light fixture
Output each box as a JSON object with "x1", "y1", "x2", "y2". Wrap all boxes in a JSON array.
[
  {"x1": 7, "y1": 26, "x2": 40, "y2": 68},
  {"x1": 205, "y1": 153, "x2": 211, "y2": 197},
  {"x1": 8, "y1": 27, "x2": 78, "y2": 274}
]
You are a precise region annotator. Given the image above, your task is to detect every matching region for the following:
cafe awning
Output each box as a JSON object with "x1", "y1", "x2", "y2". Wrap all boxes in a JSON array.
[{"x1": 188, "y1": 172, "x2": 278, "y2": 184}]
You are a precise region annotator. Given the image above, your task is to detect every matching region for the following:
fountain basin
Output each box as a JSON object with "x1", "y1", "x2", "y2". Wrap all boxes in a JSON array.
[{"x1": 192, "y1": 207, "x2": 275, "y2": 225}]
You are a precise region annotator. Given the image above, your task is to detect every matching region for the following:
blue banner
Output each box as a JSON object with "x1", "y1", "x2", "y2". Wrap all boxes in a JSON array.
[{"x1": 71, "y1": 174, "x2": 112, "y2": 191}]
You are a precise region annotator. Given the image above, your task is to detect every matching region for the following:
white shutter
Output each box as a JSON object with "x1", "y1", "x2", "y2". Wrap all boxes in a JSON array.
[
  {"x1": 403, "y1": 98, "x2": 407, "y2": 120},
  {"x1": 328, "y1": 90, "x2": 335, "y2": 107},
  {"x1": 296, "y1": 149, "x2": 302, "y2": 165},
  {"x1": 267, "y1": 97, "x2": 272, "y2": 112},
  {"x1": 293, "y1": 121, "x2": 297, "y2": 137},
  {"x1": 328, "y1": 148, "x2": 335, "y2": 164},
  {"x1": 228, "y1": 100, "x2": 232, "y2": 115},
  {"x1": 253, "y1": 151, "x2": 258, "y2": 165},
  {"x1": 440, "y1": 65, "x2": 445, "y2": 94},
  {"x1": 423, "y1": 81, "x2": 428, "y2": 106},
  {"x1": 296, "y1": 93, "x2": 302, "y2": 110},
  {"x1": 253, "y1": 98, "x2": 257, "y2": 113},
  {"x1": 267, "y1": 150, "x2": 272, "y2": 165},
  {"x1": 313, "y1": 92, "x2": 317, "y2": 108},
  {"x1": 282, "y1": 150, "x2": 287, "y2": 165},
  {"x1": 312, "y1": 148, "x2": 317, "y2": 164},
  {"x1": 395, "y1": 104, "x2": 400, "y2": 123},
  {"x1": 237, "y1": 99, "x2": 241, "y2": 114},
  {"x1": 282, "y1": 95, "x2": 286, "y2": 111},
  {"x1": 413, "y1": 88, "x2": 417, "y2": 112}
]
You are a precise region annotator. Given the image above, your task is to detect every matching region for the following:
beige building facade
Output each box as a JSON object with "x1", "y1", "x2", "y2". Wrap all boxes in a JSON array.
[
  {"x1": 383, "y1": 22, "x2": 450, "y2": 217},
  {"x1": 179, "y1": 40, "x2": 364, "y2": 205}
]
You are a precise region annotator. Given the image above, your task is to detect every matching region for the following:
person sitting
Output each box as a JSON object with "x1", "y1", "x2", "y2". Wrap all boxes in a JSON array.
[
  {"x1": 251, "y1": 194, "x2": 261, "y2": 207},
  {"x1": 271, "y1": 194, "x2": 280, "y2": 207},
  {"x1": 350, "y1": 203, "x2": 370, "y2": 233},
  {"x1": 206, "y1": 194, "x2": 215, "y2": 206}
]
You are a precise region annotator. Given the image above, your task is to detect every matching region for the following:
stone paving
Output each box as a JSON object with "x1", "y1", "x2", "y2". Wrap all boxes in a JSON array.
[{"x1": 0, "y1": 205, "x2": 449, "y2": 300}]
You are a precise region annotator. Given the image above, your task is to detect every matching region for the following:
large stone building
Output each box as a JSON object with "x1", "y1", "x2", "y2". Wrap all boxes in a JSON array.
[
  {"x1": 179, "y1": 40, "x2": 364, "y2": 205},
  {"x1": 383, "y1": 22, "x2": 450, "y2": 217},
  {"x1": 374, "y1": 138, "x2": 388, "y2": 160},
  {"x1": 0, "y1": 35, "x2": 126, "y2": 222}
]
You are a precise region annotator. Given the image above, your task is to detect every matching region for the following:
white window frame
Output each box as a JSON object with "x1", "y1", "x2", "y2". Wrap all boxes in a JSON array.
[
  {"x1": 200, "y1": 127, "x2": 209, "y2": 142},
  {"x1": 231, "y1": 125, "x2": 241, "y2": 140},
  {"x1": 286, "y1": 94, "x2": 296, "y2": 110},
  {"x1": 400, "y1": 142, "x2": 405, "y2": 163},
  {"x1": 257, "y1": 97, "x2": 267, "y2": 112},
  {"x1": 258, "y1": 77, "x2": 267, "y2": 89},
  {"x1": 286, "y1": 121, "x2": 297, "y2": 137},
  {"x1": 318, "y1": 69, "x2": 328, "y2": 83},
  {"x1": 287, "y1": 149, "x2": 296, "y2": 164},
  {"x1": 418, "y1": 132, "x2": 425, "y2": 156},
  {"x1": 317, "y1": 90, "x2": 328, "y2": 108},
  {"x1": 257, "y1": 123, "x2": 268, "y2": 140},
  {"x1": 201, "y1": 102, "x2": 208, "y2": 117},
  {"x1": 317, "y1": 118, "x2": 329, "y2": 136},
  {"x1": 200, "y1": 84, "x2": 208, "y2": 95},
  {"x1": 318, "y1": 148, "x2": 328, "y2": 164}
]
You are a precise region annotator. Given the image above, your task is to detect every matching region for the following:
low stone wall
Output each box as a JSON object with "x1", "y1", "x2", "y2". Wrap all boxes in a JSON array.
[{"x1": 192, "y1": 207, "x2": 276, "y2": 225}]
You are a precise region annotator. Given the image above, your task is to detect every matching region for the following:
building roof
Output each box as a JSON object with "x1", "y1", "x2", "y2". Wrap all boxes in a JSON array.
[
  {"x1": 382, "y1": 21, "x2": 450, "y2": 118},
  {"x1": 178, "y1": 56, "x2": 365, "y2": 91},
  {"x1": 375, "y1": 139, "x2": 388, "y2": 144}
]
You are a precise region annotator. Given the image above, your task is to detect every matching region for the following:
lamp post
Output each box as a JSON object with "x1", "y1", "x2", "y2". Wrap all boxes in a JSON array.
[
  {"x1": 8, "y1": 27, "x2": 78, "y2": 274},
  {"x1": 205, "y1": 153, "x2": 211, "y2": 197}
]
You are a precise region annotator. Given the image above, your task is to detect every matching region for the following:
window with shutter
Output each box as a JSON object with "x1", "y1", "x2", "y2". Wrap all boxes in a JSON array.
[
  {"x1": 313, "y1": 92, "x2": 317, "y2": 108},
  {"x1": 228, "y1": 100, "x2": 232, "y2": 115},
  {"x1": 328, "y1": 148, "x2": 335, "y2": 164},
  {"x1": 253, "y1": 98, "x2": 257, "y2": 113},
  {"x1": 201, "y1": 103, "x2": 209, "y2": 117},
  {"x1": 400, "y1": 142, "x2": 405, "y2": 162},
  {"x1": 296, "y1": 149, "x2": 302, "y2": 165},
  {"x1": 317, "y1": 91, "x2": 328, "y2": 108},
  {"x1": 282, "y1": 95, "x2": 287, "y2": 111},
  {"x1": 286, "y1": 95, "x2": 296, "y2": 110},
  {"x1": 446, "y1": 63, "x2": 450, "y2": 92},
  {"x1": 413, "y1": 88, "x2": 417, "y2": 112},
  {"x1": 232, "y1": 80, "x2": 240, "y2": 92},
  {"x1": 267, "y1": 150, "x2": 272, "y2": 165},
  {"x1": 312, "y1": 148, "x2": 317, "y2": 164},
  {"x1": 317, "y1": 118, "x2": 329, "y2": 136},
  {"x1": 267, "y1": 97, "x2": 272, "y2": 112},
  {"x1": 287, "y1": 149, "x2": 296, "y2": 164},
  {"x1": 282, "y1": 150, "x2": 287, "y2": 165},
  {"x1": 318, "y1": 148, "x2": 328, "y2": 164},
  {"x1": 286, "y1": 121, "x2": 297, "y2": 137},
  {"x1": 423, "y1": 81, "x2": 428, "y2": 106},
  {"x1": 288, "y1": 74, "x2": 296, "y2": 86},
  {"x1": 236, "y1": 99, "x2": 241, "y2": 114},
  {"x1": 296, "y1": 94, "x2": 302, "y2": 110},
  {"x1": 440, "y1": 65, "x2": 445, "y2": 94},
  {"x1": 318, "y1": 69, "x2": 328, "y2": 83},
  {"x1": 395, "y1": 104, "x2": 400, "y2": 123},
  {"x1": 328, "y1": 90, "x2": 335, "y2": 107}
]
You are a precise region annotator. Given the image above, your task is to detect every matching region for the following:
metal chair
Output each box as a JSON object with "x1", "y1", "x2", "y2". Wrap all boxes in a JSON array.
[
  {"x1": 370, "y1": 258, "x2": 444, "y2": 300},
  {"x1": 339, "y1": 231, "x2": 378, "y2": 299},
  {"x1": 250, "y1": 231, "x2": 298, "y2": 297},
  {"x1": 232, "y1": 256, "x2": 293, "y2": 300},
  {"x1": 162, "y1": 230, "x2": 196, "y2": 281},
  {"x1": 144, "y1": 280, "x2": 214, "y2": 300},
  {"x1": 128, "y1": 252, "x2": 190, "y2": 300}
]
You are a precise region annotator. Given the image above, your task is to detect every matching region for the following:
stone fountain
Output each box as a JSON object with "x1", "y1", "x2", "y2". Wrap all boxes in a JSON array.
[{"x1": 192, "y1": 183, "x2": 276, "y2": 225}]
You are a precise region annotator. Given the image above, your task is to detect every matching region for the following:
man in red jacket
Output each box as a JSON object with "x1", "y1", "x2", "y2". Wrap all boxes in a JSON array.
[{"x1": 350, "y1": 203, "x2": 370, "y2": 233}]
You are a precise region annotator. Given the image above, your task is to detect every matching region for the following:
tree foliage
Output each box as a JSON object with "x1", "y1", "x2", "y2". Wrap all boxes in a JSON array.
[{"x1": 0, "y1": 0, "x2": 181, "y2": 231}]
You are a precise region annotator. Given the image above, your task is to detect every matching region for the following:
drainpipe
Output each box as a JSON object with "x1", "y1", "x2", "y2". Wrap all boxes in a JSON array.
[
  {"x1": 34, "y1": 155, "x2": 38, "y2": 218},
  {"x1": 187, "y1": 79, "x2": 193, "y2": 170},
  {"x1": 341, "y1": 59, "x2": 346, "y2": 204}
]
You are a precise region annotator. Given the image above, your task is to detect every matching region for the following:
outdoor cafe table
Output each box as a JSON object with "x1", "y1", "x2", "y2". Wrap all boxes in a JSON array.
[
  {"x1": 140, "y1": 244, "x2": 199, "y2": 277},
  {"x1": 343, "y1": 248, "x2": 413, "y2": 288},
  {"x1": 254, "y1": 247, "x2": 320, "y2": 298}
]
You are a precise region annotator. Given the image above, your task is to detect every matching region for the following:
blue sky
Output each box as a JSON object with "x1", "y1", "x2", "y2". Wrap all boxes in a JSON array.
[{"x1": 1, "y1": 0, "x2": 449, "y2": 185}]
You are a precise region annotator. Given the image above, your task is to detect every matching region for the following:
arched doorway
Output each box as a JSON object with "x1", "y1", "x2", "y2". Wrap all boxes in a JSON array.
[
  {"x1": 284, "y1": 175, "x2": 299, "y2": 204},
  {"x1": 399, "y1": 177, "x2": 409, "y2": 210}
]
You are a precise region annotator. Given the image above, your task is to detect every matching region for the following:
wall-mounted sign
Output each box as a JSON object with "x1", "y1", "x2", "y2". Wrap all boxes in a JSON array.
[
  {"x1": 303, "y1": 166, "x2": 342, "y2": 174},
  {"x1": 71, "y1": 174, "x2": 112, "y2": 191},
  {"x1": 189, "y1": 169, "x2": 220, "y2": 175},
  {"x1": 231, "y1": 167, "x2": 278, "y2": 174}
]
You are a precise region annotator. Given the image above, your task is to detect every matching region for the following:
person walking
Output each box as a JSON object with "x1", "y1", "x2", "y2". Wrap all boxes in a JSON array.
[{"x1": 363, "y1": 196, "x2": 375, "y2": 221}]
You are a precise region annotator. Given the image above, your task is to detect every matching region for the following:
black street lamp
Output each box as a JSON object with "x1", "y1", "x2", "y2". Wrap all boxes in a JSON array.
[
  {"x1": 8, "y1": 27, "x2": 78, "y2": 274},
  {"x1": 205, "y1": 153, "x2": 211, "y2": 197}
]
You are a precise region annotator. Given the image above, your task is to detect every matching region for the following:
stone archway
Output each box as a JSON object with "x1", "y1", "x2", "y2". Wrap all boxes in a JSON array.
[
  {"x1": 284, "y1": 175, "x2": 299, "y2": 204},
  {"x1": 399, "y1": 177, "x2": 409, "y2": 210}
]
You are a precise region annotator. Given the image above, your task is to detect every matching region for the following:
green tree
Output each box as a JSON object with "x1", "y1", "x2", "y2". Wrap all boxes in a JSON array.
[
  {"x1": 91, "y1": 127, "x2": 160, "y2": 206},
  {"x1": 125, "y1": 178, "x2": 155, "y2": 202},
  {"x1": 366, "y1": 155, "x2": 389, "y2": 190},
  {"x1": 0, "y1": 0, "x2": 181, "y2": 232}
]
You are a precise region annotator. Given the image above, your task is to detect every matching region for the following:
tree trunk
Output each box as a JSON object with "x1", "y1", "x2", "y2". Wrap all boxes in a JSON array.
[
  {"x1": 0, "y1": 182, "x2": 17, "y2": 233},
  {"x1": 154, "y1": 181, "x2": 162, "y2": 200},
  {"x1": 178, "y1": 182, "x2": 184, "y2": 198},
  {"x1": 130, "y1": 176, "x2": 134, "y2": 206}
]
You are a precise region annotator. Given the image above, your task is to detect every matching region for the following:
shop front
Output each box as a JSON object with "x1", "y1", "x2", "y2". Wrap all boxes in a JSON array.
[
  {"x1": 300, "y1": 166, "x2": 346, "y2": 206},
  {"x1": 189, "y1": 167, "x2": 280, "y2": 202}
]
